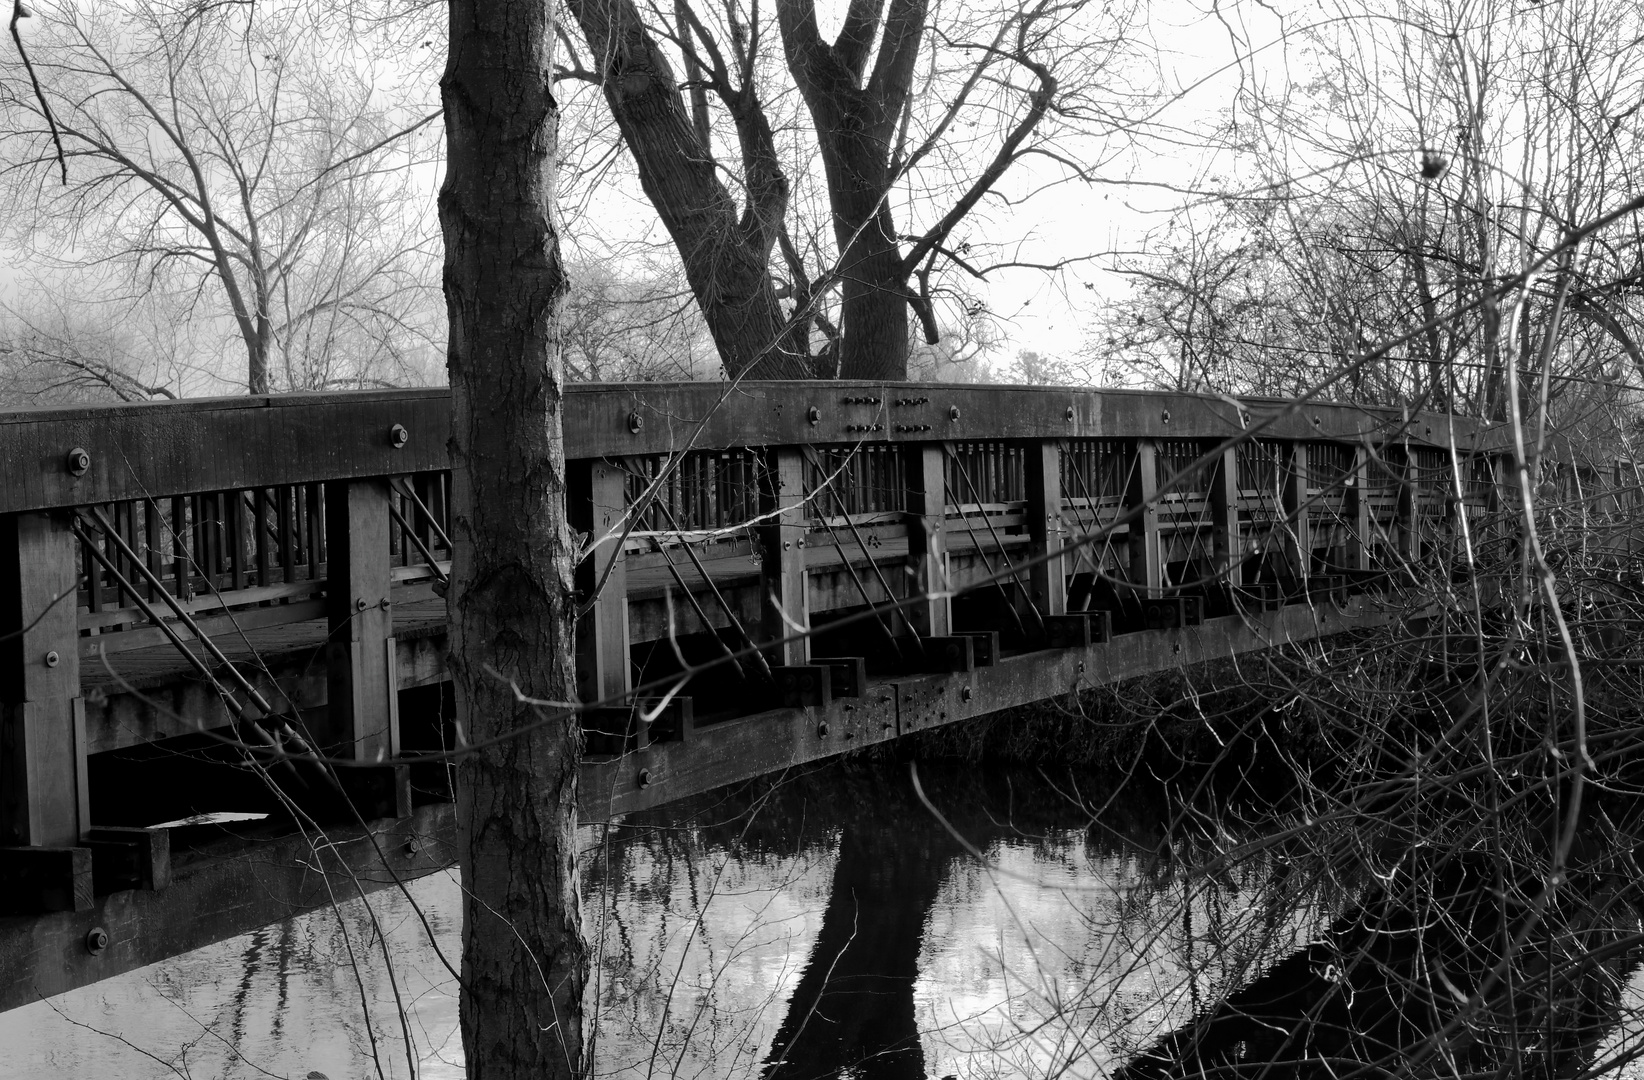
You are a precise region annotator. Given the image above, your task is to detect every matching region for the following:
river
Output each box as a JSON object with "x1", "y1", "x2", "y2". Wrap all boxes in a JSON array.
[{"x1": 6, "y1": 758, "x2": 1644, "y2": 1078}]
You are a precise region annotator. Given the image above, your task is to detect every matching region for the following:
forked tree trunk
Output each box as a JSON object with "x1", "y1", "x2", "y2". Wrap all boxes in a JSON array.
[{"x1": 440, "y1": 3, "x2": 586, "y2": 1078}]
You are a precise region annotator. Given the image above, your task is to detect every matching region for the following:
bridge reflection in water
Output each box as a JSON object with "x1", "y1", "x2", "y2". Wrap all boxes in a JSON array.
[
  {"x1": 10, "y1": 757, "x2": 1644, "y2": 1079},
  {"x1": 0, "y1": 381, "x2": 1519, "y2": 1010}
]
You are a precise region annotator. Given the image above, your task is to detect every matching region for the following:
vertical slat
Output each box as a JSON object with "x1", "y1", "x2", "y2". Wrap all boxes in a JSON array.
[
  {"x1": 760, "y1": 447, "x2": 810, "y2": 666},
  {"x1": 83, "y1": 514, "x2": 102, "y2": 613},
  {"x1": 0, "y1": 512, "x2": 89, "y2": 854},
  {"x1": 323, "y1": 479, "x2": 398, "y2": 761},
  {"x1": 1025, "y1": 440, "x2": 1068, "y2": 617},
  {"x1": 572, "y1": 461, "x2": 631, "y2": 705},
  {"x1": 171, "y1": 496, "x2": 188, "y2": 598},
  {"x1": 1210, "y1": 447, "x2": 1241, "y2": 589},
  {"x1": 306, "y1": 482, "x2": 325, "y2": 580},
  {"x1": 144, "y1": 499, "x2": 160, "y2": 601},
  {"x1": 903, "y1": 444, "x2": 951, "y2": 637},
  {"x1": 1128, "y1": 439, "x2": 1162, "y2": 595},
  {"x1": 229, "y1": 490, "x2": 246, "y2": 592},
  {"x1": 1283, "y1": 442, "x2": 1312, "y2": 585},
  {"x1": 278, "y1": 485, "x2": 296, "y2": 585},
  {"x1": 255, "y1": 488, "x2": 273, "y2": 588}
]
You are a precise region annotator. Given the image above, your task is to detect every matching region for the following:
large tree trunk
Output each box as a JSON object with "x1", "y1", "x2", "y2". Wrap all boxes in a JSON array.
[
  {"x1": 440, "y1": 3, "x2": 586, "y2": 1078},
  {"x1": 777, "y1": 0, "x2": 927, "y2": 381},
  {"x1": 566, "y1": 0, "x2": 812, "y2": 379}
]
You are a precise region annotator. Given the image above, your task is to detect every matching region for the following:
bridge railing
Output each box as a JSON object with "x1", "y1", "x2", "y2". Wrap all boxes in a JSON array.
[{"x1": 0, "y1": 382, "x2": 1508, "y2": 913}]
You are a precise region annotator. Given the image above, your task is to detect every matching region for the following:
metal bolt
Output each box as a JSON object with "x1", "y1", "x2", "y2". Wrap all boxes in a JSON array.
[
  {"x1": 403, "y1": 839, "x2": 422, "y2": 857},
  {"x1": 961, "y1": 686, "x2": 973, "y2": 702},
  {"x1": 808, "y1": 406, "x2": 821, "y2": 426},
  {"x1": 627, "y1": 411, "x2": 645, "y2": 434},
  {"x1": 85, "y1": 927, "x2": 109, "y2": 955},
  {"x1": 636, "y1": 768, "x2": 651, "y2": 789},
  {"x1": 796, "y1": 539, "x2": 805, "y2": 548},
  {"x1": 949, "y1": 406, "x2": 961, "y2": 422},
  {"x1": 1066, "y1": 406, "x2": 1076, "y2": 422},
  {"x1": 355, "y1": 597, "x2": 368, "y2": 612},
  {"x1": 66, "y1": 447, "x2": 91, "y2": 477},
  {"x1": 1161, "y1": 409, "x2": 1171, "y2": 424},
  {"x1": 389, "y1": 423, "x2": 410, "y2": 449},
  {"x1": 1313, "y1": 416, "x2": 1322, "y2": 427},
  {"x1": 816, "y1": 722, "x2": 830, "y2": 738},
  {"x1": 44, "y1": 651, "x2": 59, "y2": 668}
]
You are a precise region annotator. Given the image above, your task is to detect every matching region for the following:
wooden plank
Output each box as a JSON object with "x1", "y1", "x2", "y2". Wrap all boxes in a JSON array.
[
  {"x1": 79, "y1": 599, "x2": 329, "y2": 659},
  {"x1": 759, "y1": 447, "x2": 809, "y2": 666},
  {"x1": 80, "y1": 576, "x2": 327, "y2": 631},
  {"x1": 902, "y1": 443, "x2": 951, "y2": 636},
  {"x1": 323, "y1": 479, "x2": 397, "y2": 760},
  {"x1": 0, "y1": 512, "x2": 86, "y2": 848},
  {"x1": 571, "y1": 460, "x2": 631, "y2": 705}
]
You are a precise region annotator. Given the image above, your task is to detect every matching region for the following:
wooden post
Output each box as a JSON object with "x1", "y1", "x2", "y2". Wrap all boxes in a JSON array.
[
  {"x1": 0, "y1": 512, "x2": 88, "y2": 849},
  {"x1": 1396, "y1": 447, "x2": 1418, "y2": 562},
  {"x1": 572, "y1": 460, "x2": 630, "y2": 705},
  {"x1": 1127, "y1": 439, "x2": 1162, "y2": 596},
  {"x1": 1024, "y1": 440, "x2": 1068, "y2": 616},
  {"x1": 760, "y1": 447, "x2": 809, "y2": 666},
  {"x1": 324, "y1": 479, "x2": 398, "y2": 760},
  {"x1": 1282, "y1": 441, "x2": 1312, "y2": 585},
  {"x1": 1349, "y1": 445, "x2": 1373, "y2": 572},
  {"x1": 903, "y1": 443, "x2": 950, "y2": 637},
  {"x1": 1209, "y1": 446, "x2": 1241, "y2": 590},
  {"x1": 0, "y1": 511, "x2": 92, "y2": 912}
]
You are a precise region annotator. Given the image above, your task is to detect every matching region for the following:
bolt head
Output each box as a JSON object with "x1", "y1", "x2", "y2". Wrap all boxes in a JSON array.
[
  {"x1": 816, "y1": 722, "x2": 830, "y2": 738},
  {"x1": 949, "y1": 405, "x2": 961, "y2": 422},
  {"x1": 85, "y1": 927, "x2": 109, "y2": 955},
  {"x1": 627, "y1": 411, "x2": 645, "y2": 434},
  {"x1": 636, "y1": 767, "x2": 651, "y2": 789},
  {"x1": 389, "y1": 423, "x2": 410, "y2": 449},
  {"x1": 66, "y1": 447, "x2": 91, "y2": 477},
  {"x1": 44, "y1": 651, "x2": 59, "y2": 668},
  {"x1": 808, "y1": 406, "x2": 821, "y2": 426},
  {"x1": 355, "y1": 597, "x2": 368, "y2": 612}
]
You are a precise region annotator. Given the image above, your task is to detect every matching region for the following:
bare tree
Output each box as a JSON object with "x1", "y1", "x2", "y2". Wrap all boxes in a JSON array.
[
  {"x1": 559, "y1": 0, "x2": 1143, "y2": 379},
  {"x1": 0, "y1": 0, "x2": 442, "y2": 394}
]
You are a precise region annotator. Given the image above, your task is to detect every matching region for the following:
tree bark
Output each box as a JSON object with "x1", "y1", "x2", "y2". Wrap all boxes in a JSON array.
[
  {"x1": 440, "y1": 2, "x2": 586, "y2": 1078},
  {"x1": 566, "y1": 0, "x2": 812, "y2": 379}
]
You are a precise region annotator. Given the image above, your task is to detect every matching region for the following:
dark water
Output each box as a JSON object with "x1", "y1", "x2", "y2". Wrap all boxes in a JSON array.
[{"x1": 7, "y1": 759, "x2": 1644, "y2": 1079}]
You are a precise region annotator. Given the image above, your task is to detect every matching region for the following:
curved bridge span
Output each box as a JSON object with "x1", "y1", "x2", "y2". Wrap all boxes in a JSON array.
[{"x1": 0, "y1": 381, "x2": 1498, "y2": 1009}]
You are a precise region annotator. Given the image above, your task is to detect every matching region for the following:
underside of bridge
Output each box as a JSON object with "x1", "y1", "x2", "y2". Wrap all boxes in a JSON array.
[{"x1": 0, "y1": 381, "x2": 1495, "y2": 1012}]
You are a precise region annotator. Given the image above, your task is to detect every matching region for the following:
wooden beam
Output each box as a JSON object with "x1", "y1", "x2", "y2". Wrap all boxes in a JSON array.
[
  {"x1": 902, "y1": 444, "x2": 950, "y2": 637},
  {"x1": 0, "y1": 512, "x2": 87, "y2": 848},
  {"x1": 323, "y1": 479, "x2": 398, "y2": 761},
  {"x1": 760, "y1": 448, "x2": 809, "y2": 666},
  {"x1": 1024, "y1": 440, "x2": 1068, "y2": 618},
  {"x1": 571, "y1": 460, "x2": 630, "y2": 705},
  {"x1": 0, "y1": 386, "x2": 1485, "y2": 515}
]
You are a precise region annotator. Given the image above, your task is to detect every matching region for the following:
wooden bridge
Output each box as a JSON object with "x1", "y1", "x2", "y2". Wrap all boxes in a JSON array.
[{"x1": 0, "y1": 381, "x2": 1494, "y2": 1010}]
